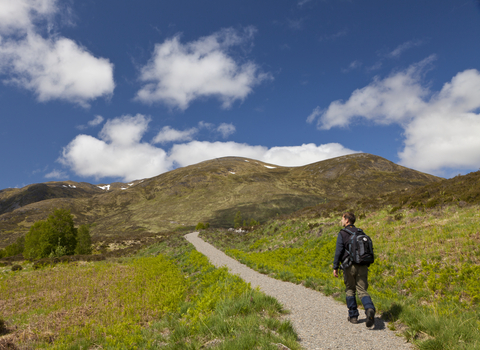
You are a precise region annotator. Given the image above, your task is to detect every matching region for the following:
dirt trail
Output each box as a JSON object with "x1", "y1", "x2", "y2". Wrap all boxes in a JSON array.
[{"x1": 185, "y1": 232, "x2": 412, "y2": 350}]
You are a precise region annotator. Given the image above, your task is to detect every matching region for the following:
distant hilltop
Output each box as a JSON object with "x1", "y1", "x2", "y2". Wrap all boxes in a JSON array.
[{"x1": 0, "y1": 153, "x2": 441, "y2": 248}]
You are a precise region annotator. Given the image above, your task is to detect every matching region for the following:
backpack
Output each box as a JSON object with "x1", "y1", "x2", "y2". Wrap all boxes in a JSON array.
[{"x1": 342, "y1": 228, "x2": 375, "y2": 268}]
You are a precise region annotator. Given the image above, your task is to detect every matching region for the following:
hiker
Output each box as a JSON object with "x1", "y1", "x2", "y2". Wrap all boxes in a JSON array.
[{"x1": 333, "y1": 212, "x2": 376, "y2": 326}]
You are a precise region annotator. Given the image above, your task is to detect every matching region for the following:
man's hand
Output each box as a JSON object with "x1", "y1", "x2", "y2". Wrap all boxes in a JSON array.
[{"x1": 333, "y1": 269, "x2": 339, "y2": 278}]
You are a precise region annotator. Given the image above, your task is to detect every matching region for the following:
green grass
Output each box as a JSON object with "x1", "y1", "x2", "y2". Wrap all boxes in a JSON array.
[
  {"x1": 201, "y1": 204, "x2": 480, "y2": 349},
  {"x1": 0, "y1": 235, "x2": 300, "y2": 349}
]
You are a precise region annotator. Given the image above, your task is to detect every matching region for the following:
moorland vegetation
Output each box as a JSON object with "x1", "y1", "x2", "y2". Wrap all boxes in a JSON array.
[
  {"x1": 0, "y1": 234, "x2": 300, "y2": 349},
  {"x1": 0, "y1": 209, "x2": 92, "y2": 260},
  {"x1": 1, "y1": 156, "x2": 478, "y2": 349},
  {"x1": 0, "y1": 154, "x2": 440, "y2": 249},
  {"x1": 201, "y1": 171, "x2": 480, "y2": 350}
]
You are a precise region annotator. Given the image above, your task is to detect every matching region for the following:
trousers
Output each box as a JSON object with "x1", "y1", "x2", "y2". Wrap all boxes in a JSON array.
[
  {"x1": 343, "y1": 264, "x2": 375, "y2": 318},
  {"x1": 343, "y1": 264, "x2": 370, "y2": 298}
]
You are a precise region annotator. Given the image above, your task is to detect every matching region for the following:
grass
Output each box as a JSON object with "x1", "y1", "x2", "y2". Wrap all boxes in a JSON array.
[
  {"x1": 201, "y1": 204, "x2": 480, "y2": 349},
  {"x1": 0, "y1": 234, "x2": 300, "y2": 349}
]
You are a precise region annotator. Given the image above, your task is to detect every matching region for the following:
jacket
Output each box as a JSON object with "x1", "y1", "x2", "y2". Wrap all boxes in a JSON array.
[{"x1": 333, "y1": 224, "x2": 361, "y2": 270}]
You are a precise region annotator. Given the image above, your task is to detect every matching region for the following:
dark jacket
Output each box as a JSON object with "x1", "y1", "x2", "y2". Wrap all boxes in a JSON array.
[{"x1": 333, "y1": 225, "x2": 360, "y2": 270}]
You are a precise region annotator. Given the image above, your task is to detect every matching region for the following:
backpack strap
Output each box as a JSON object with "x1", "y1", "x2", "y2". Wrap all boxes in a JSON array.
[{"x1": 343, "y1": 227, "x2": 357, "y2": 235}]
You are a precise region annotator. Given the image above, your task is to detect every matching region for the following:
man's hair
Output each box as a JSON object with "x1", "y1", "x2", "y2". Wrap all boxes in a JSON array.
[{"x1": 343, "y1": 212, "x2": 356, "y2": 225}]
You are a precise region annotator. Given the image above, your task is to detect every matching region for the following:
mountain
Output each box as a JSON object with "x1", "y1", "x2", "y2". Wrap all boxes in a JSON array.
[{"x1": 0, "y1": 153, "x2": 441, "y2": 248}]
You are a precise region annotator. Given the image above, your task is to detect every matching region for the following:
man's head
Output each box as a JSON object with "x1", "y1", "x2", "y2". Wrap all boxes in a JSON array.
[{"x1": 341, "y1": 212, "x2": 356, "y2": 227}]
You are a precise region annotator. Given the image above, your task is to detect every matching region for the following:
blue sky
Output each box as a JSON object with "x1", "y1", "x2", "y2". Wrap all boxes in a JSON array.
[{"x1": 1, "y1": 0, "x2": 480, "y2": 189}]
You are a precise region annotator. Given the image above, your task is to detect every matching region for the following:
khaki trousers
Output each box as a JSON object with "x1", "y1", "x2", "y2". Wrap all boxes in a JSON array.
[{"x1": 343, "y1": 264, "x2": 370, "y2": 299}]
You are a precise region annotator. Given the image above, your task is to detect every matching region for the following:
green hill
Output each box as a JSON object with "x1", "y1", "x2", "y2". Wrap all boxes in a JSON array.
[{"x1": 0, "y1": 153, "x2": 440, "y2": 248}]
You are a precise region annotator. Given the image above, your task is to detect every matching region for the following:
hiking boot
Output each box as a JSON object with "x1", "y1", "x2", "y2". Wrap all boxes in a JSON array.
[
  {"x1": 366, "y1": 308, "x2": 375, "y2": 327},
  {"x1": 347, "y1": 316, "x2": 358, "y2": 324}
]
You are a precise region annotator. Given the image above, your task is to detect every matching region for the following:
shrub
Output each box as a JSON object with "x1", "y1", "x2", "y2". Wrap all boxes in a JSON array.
[
  {"x1": 234, "y1": 211, "x2": 243, "y2": 228},
  {"x1": 425, "y1": 198, "x2": 439, "y2": 208},
  {"x1": 2, "y1": 236, "x2": 25, "y2": 258},
  {"x1": 249, "y1": 219, "x2": 260, "y2": 226},
  {"x1": 75, "y1": 225, "x2": 92, "y2": 255},
  {"x1": 11, "y1": 264, "x2": 22, "y2": 271},
  {"x1": 195, "y1": 222, "x2": 206, "y2": 230},
  {"x1": 24, "y1": 209, "x2": 77, "y2": 260}
]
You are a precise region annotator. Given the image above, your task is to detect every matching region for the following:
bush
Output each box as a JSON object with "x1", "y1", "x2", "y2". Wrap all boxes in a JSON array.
[
  {"x1": 234, "y1": 211, "x2": 243, "y2": 228},
  {"x1": 75, "y1": 225, "x2": 92, "y2": 255},
  {"x1": 195, "y1": 222, "x2": 210, "y2": 230},
  {"x1": 2, "y1": 236, "x2": 25, "y2": 258},
  {"x1": 11, "y1": 264, "x2": 22, "y2": 271},
  {"x1": 24, "y1": 209, "x2": 77, "y2": 260}
]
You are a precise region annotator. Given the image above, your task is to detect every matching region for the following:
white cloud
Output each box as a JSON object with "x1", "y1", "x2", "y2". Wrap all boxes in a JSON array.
[
  {"x1": 99, "y1": 114, "x2": 150, "y2": 146},
  {"x1": 310, "y1": 57, "x2": 480, "y2": 174},
  {"x1": 388, "y1": 40, "x2": 423, "y2": 58},
  {"x1": 45, "y1": 169, "x2": 67, "y2": 179},
  {"x1": 313, "y1": 56, "x2": 435, "y2": 130},
  {"x1": 77, "y1": 115, "x2": 104, "y2": 130},
  {"x1": 88, "y1": 115, "x2": 104, "y2": 127},
  {"x1": 135, "y1": 27, "x2": 271, "y2": 110},
  {"x1": 216, "y1": 123, "x2": 236, "y2": 138},
  {"x1": 306, "y1": 106, "x2": 322, "y2": 124},
  {"x1": 60, "y1": 114, "x2": 172, "y2": 181},
  {"x1": 0, "y1": 0, "x2": 115, "y2": 106},
  {"x1": 152, "y1": 126, "x2": 198, "y2": 144},
  {"x1": 170, "y1": 141, "x2": 357, "y2": 168},
  {"x1": 0, "y1": 0, "x2": 57, "y2": 34},
  {"x1": 59, "y1": 115, "x2": 358, "y2": 181}
]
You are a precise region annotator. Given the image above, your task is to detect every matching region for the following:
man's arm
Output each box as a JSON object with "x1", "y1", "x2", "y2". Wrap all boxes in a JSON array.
[{"x1": 332, "y1": 231, "x2": 344, "y2": 272}]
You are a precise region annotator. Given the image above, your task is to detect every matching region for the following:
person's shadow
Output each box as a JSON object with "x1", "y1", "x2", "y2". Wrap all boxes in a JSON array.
[
  {"x1": 362, "y1": 303, "x2": 403, "y2": 330},
  {"x1": 358, "y1": 316, "x2": 386, "y2": 330}
]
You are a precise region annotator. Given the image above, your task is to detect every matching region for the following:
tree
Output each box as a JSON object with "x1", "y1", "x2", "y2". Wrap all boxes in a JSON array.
[
  {"x1": 75, "y1": 225, "x2": 92, "y2": 255},
  {"x1": 2, "y1": 236, "x2": 25, "y2": 257},
  {"x1": 24, "y1": 221, "x2": 50, "y2": 260},
  {"x1": 24, "y1": 209, "x2": 78, "y2": 260}
]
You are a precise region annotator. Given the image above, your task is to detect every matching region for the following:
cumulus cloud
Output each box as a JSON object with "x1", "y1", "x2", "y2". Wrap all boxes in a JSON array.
[
  {"x1": 88, "y1": 115, "x2": 104, "y2": 127},
  {"x1": 0, "y1": 0, "x2": 115, "y2": 106},
  {"x1": 309, "y1": 57, "x2": 480, "y2": 173},
  {"x1": 135, "y1": 27, "x2": 271, "y2": 110},
  {"x1": 152, "y1": 126, "x2": 198, "y2": 144},
  {"x1": 170, "y1": 141, "x2": 357, "y2": 168},
  {"x1": 59, "y1": 115, "x2": 358, "y2": 181},
  {"x1": 60, "y1": 114, "x2": 172, "y2": 181},
  {"x1": 77, "y1": 115, "x2": 104, "y2": 130},
  {"x1": 216, "y1": 123, "x2": 236, "y2": 138},
  {"x1": 0, "y1": 0, "x2": 57, "y2": 33}
]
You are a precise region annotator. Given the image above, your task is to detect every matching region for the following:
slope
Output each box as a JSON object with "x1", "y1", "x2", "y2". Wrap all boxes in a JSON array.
[{"x1": 0, "y1": 153, "x2": 441, "y2": 247}]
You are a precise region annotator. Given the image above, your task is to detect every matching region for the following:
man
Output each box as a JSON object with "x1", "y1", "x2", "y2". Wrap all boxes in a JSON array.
[{"x1": 333, "y1": 212, "x2": 375, "y2": 327}]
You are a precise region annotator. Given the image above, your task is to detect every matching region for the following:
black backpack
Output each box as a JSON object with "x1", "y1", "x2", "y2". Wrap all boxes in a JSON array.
[{"x1": 342, "y1": 228, "x2": 375, "y2": 268}]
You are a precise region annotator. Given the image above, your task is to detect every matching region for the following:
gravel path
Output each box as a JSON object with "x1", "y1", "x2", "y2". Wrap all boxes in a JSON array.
[{"x1": 185, "y1": 232, "x2": 413, "y2": 350}]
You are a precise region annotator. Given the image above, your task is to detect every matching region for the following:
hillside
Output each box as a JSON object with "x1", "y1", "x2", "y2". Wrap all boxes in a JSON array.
[{"x1": 0, "y1": 153, "x2": 440, "y2": 248}]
